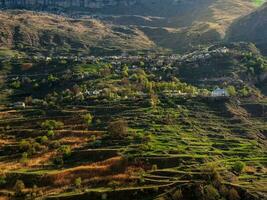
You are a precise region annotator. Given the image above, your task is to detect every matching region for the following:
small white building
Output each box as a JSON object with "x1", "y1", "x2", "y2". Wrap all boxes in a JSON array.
[
  {"x1": 211, "y1": 88, "x2": 229, "y2": 97},
  {"x1": 12, "y1": 102, "x2": 26, "y2": 109}
]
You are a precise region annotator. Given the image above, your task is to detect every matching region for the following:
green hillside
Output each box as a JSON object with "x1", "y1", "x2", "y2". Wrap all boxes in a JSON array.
[{"x1": 0, "y1": 43, "x2": 266, "y2": 200}]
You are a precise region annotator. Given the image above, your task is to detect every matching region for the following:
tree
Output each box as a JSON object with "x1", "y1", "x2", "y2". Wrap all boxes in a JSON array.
[
  {"x1": 41, "y1": 120, "x2": 63, "y2": 130},
  {"x1": 122, "y1": 66, "x2": 129, "y2": 77},
  {"x1": 232, "y1": 161, "x2": 245, "y2": 174},
  {"x1": 74, "y1": 177, "x2": 82, "y2": 188},
  {"x1": 83, "y1": 113, "x2": 93, "y2": 126},
  {"x1": 149, "y1": 94, "x2": 159, "y2": 108},
  {"x1": 14, "y1": 180, "x2": 25, "y2": 196},
  {"x1": 58, "y1": 145, "x2": 71, "y2": 157},
  {"x1": 10, "y1": 80, "x2": 21, "y2": 89},
  {"x1": 108, "y1": 119, "x2": 128, "y2": 139},
  {"x1": 20, "y1": 152, "x2": 28, "y2": 164},
  {"x1": 227, "y1": 86, "x2": 237, "y2": 96},
  {"x1": 204, "y1": 185, "x2": 220, "y2": 200}
]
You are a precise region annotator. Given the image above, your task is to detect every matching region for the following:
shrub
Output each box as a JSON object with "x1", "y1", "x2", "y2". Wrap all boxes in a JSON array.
[
  {"x1": 58, "y1": 145, "x2": 71, "y2": 157},
  {"x1": 14, "y1": 180, "x2": 25, "y2": 196},
  {"x1": 83, "y1": 113, "x2": 93, "y2": 126},
  {"x1": 232, "y1": 161, "x2": 246, "y2": 174},
  {"x1": 19, "y1": 140, "x2": 31, "y2": 152},
  {"x1": 74, "y1": 177, "x2": 82, "y2": 188},
  {"x1": 108, "y1": 119, "x2": 128, "y2": 139},
  {"x1": 50, "y1": 141, "x2": 60, "y2": 148},
  {"x1": 36, "y1": 136, "x2": 48, "y2": 144},
  {"x1": 108, "y1": 180, "x2": 120, "y2": 190},
  {"x1": 20, "y1": 152, "x2": 28, "y2": 164},
  {"x1": 152, "y1": 164, "x2": 158, "y2": 171},
  {"x1": 41, "y1": 120, "x2": 63, "y2": 130},
  {"x1": 0, "y1": 171, "x2": 6, "y2": 186},
  {"x1": 47, "y1": 130, "x2": 55, "y2": 138},
  {"x1": 90, "y1": 140, "x2": 102, "y2": 148},
  {"x1": 173, "y1": 189, "x2": 183, "y2": 200},
  {"x1": 228, "y1": 188, "x2": 240, "y2": 200},
  {"x1": 204, "y1": 185, "x2": 220, "y2": 200},
  {"x1": 53, "y1": 156, "x2": 64, "y2": 166},
  {"x1": 227, "y1": 86, "x2": 237, "y2": 96}
]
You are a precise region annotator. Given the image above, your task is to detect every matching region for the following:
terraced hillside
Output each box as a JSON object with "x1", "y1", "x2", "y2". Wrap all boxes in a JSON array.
[
  {"x1": 0, "y1": 46, "x2": 266, "y2": 199},
  {"x1": 0, "y1": 92, "x2": 266, "y2": 199}
]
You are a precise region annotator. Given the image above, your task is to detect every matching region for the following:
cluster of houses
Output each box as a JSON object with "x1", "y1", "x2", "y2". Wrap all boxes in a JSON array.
[
  {"x1": 10, "y1": 87, "x2": 229, "y2": 109},
  {"x1": 180, "y1": 47, "x2": 229, "y2": 63}
]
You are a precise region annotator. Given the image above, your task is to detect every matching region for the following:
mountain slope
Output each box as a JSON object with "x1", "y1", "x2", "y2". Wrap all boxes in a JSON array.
[
  {"x1": 0, "y1": 11, "x2": 156, "y2": 56},
  {"x1": 0, "y1": 0, "x2": 263, "y2": 55},
  {"x1": 227, "y1": 3, "x2": 267, "y2": 55}
]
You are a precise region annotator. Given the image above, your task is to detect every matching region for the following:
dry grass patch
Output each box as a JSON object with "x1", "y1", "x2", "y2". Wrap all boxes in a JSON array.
[{"x1": 48, "y1": 156, "x2": 126, "y2": 186}]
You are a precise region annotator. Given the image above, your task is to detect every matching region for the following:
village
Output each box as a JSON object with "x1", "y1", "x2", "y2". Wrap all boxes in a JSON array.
[{"x1": 1, "y1": 49, "x2": 237, "y2": 110}]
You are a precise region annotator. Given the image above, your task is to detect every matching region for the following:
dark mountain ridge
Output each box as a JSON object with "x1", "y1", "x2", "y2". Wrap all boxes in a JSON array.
[{"x1": 227, "y1": 2, "x2": 267, "y2": 55}]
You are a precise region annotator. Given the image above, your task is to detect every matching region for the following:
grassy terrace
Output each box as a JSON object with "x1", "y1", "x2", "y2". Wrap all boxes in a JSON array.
[
  {"x1": 0, "y1": 95, "x2": 266, "y2": 199},
  {"x1": 0, "y1": 51, "x2": 266, "y2": 199}
]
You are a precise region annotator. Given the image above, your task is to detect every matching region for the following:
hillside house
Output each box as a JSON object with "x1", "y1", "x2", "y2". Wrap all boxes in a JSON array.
[
  {"x1": 211, "y1": 88, "x2": 229, "y2": 97},
  {"x1": 11, "y1": 102, "x2": 26, "y2": 109}
]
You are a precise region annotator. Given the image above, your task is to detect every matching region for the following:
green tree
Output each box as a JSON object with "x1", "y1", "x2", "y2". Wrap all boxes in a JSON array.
[
  {"x1": 227, "y1": 86, "x2": 237, "y2": 96},
  {"x1": 108, "y1": 119, "x2": 128, "y2": 139},
  {"x1": 232, "y1": 161, "x2": 246, "y2": 174},
  {"x1": 122, "y1": 66, "x2": 129, "y2": 77},
  {"x1": 20, "y1": 152, "x2": 28, "y2": 164},
  {"x1": 83, "y1": 113, "x2": 93, "y2": 126},
  {"x1": 58, "y1": 145, "x2": 71, "y2": 157},
  {"x1": 74, "y1": 177, "x2": 82, "y2": 188},
  {"x1": 41, "y1": 120, "x2": 64, "y2": 130}
]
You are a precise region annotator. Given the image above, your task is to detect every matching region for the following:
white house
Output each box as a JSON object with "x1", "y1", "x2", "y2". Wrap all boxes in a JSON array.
[
  {"x1": 12, "y1": 102, "x2": 26, "y2": 109},
  {"x1": 211, "y1": 88, "x2": 229, "y2": 97}
]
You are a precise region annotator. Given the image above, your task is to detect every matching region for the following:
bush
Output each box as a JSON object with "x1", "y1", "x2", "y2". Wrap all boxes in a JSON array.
[
  {"x1": 108, "y1": 180, "x2": 120, "y2": 190},
  {"x1": 47, "y1": 130, "x2": 55, "y2": 138},
  {"x1": 36, "y1": 136, "x2": 48, "y2": 144},
  {"x1": 58, "y1": 145, "x2": 71, "y2": 157},
  {"x1": 50, "y1": 141, "x2": 61, "y2": 148},
  {"x1": 204, "y1": 185, "x2": 220, "y2": 200},
  {"x1": 228, "y1": 188, "x2": 240, "y2": 200},
  {"x1": 19, "y1": 140, "x2": 31, "y2": 152},
  {"x1": 20, "y1": 152, "x2": 28, "y2": 164},
  {"x1": 0, "y1": 171, "x2": 6, "y2": 186},
  {"x1": 108, "y1": 119, "x2": 128, "y2": 139},
  {"x1": 19, "y1": 139, "x2": 41, "y2": 155},
  {"x1": 227, "y1": 86, "x2": 237, "y2": 96},
  {"x1": 74, "y1": 177, "x2": 82, "y2": 188},
  {"x1": 232, "y1": 161, "x2": 246, "y2": 173},
  {"x1": 83, "y1": 113, "x2": 93, "y2": 126},
  {"x1": 53, "y1": 156, "x2": 64, "y2": 166},
  {"x1": 41, "y1": 120, "x2": 63, "y2": 130},
  {"x1": 173, "y1": 189, "x2": 183, "y2": 200},
  {"x1": 152, "y1": 164, "x2": 158, "y2": 171},
  {"x1": 14, "y1": 180, "x2": 25, "y2": 196}
]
